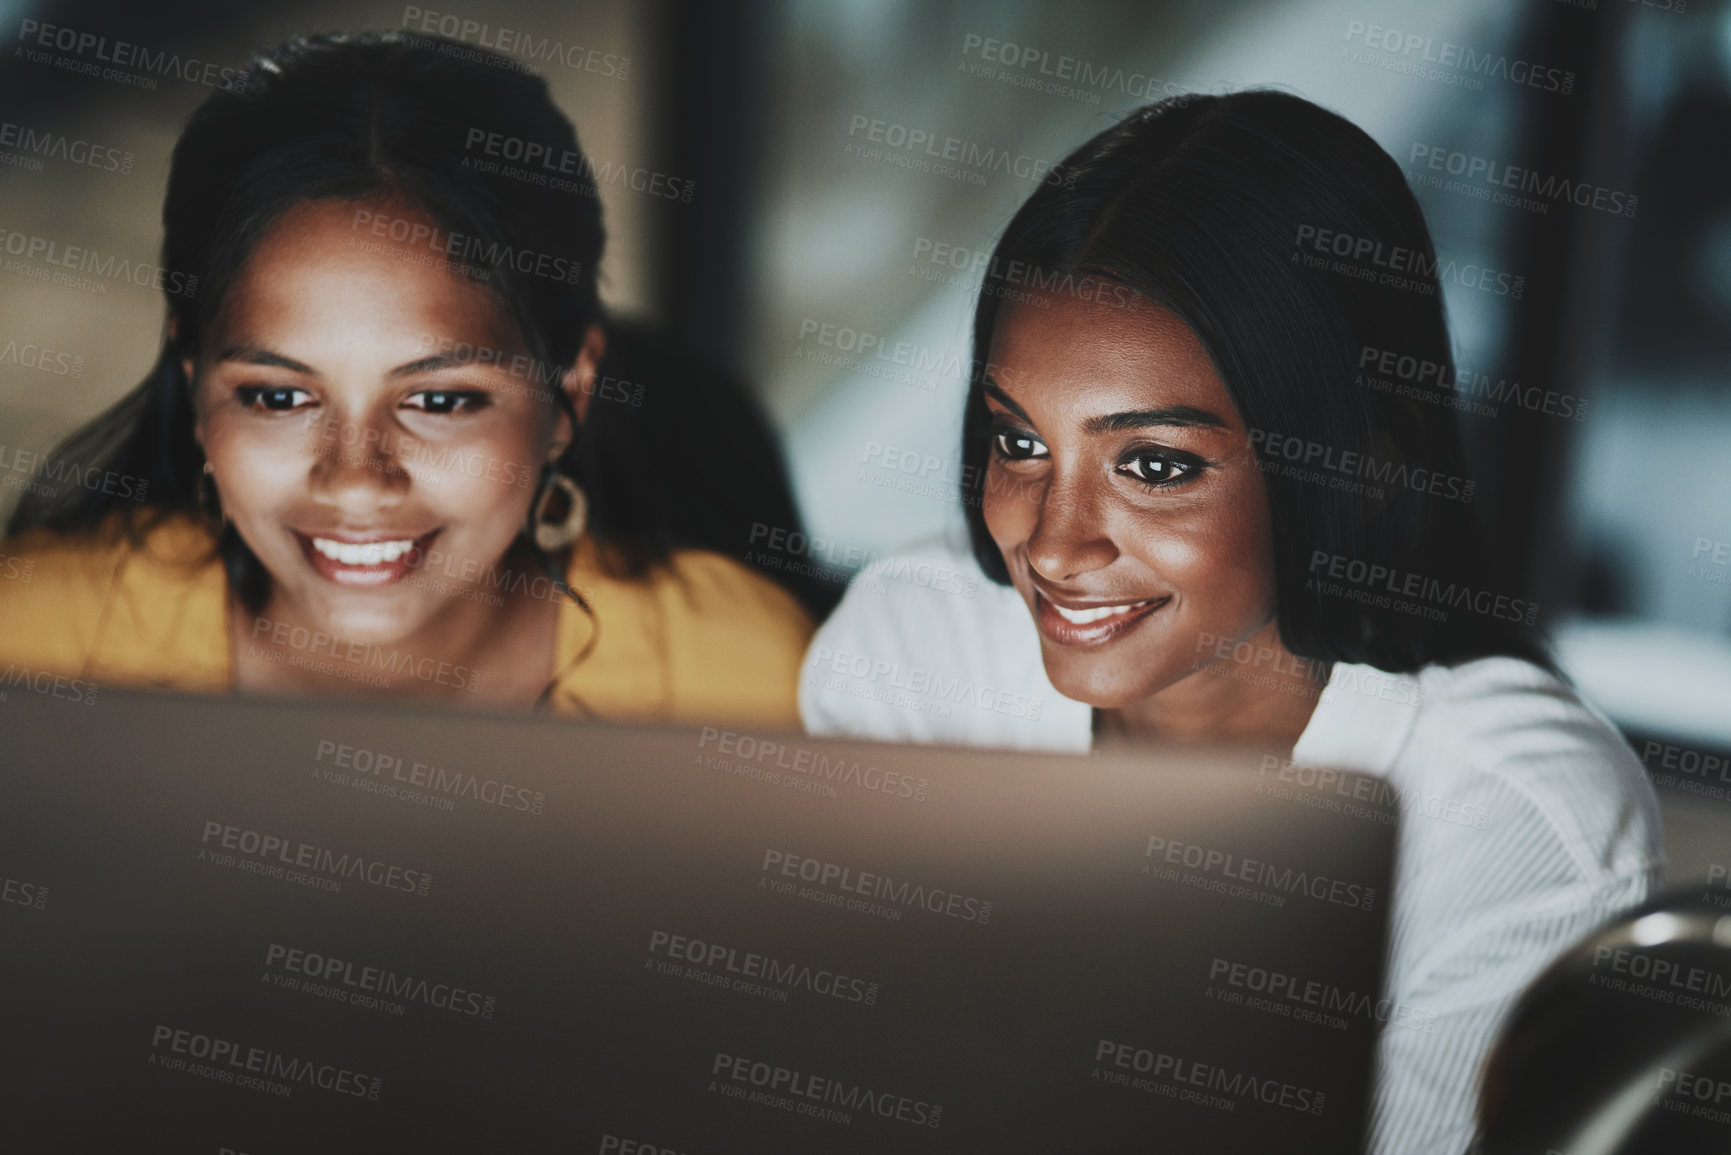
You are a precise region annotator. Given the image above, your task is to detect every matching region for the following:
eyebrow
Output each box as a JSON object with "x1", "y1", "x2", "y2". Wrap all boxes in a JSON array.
[
  {"x1": 1081, "y1": 406, "x2": 1229, "y2": 434},
  {"x1": 983, "y1": 381, "x2": 1032, "y2": 422},
  {"x1": 386, "y1": 354, "x2": 472, "y2": 379},
  {"x1": 983, "y1": 379, "x2": 1230, "y2": 434},
  {"x1": 215, "y1": 344, "x2": 315, "y2": 375},
  {"x1": 214, "y1": 346, "x2": 480, "y2": 379}
]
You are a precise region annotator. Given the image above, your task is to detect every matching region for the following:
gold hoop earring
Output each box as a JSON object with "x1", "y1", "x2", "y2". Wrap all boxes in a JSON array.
[
  {"x1": 531, "y1": 468, "x2": 588, "y2": 551},
  {"x1": 197, "y1": 460, "x2": 224, "y2": 523}
]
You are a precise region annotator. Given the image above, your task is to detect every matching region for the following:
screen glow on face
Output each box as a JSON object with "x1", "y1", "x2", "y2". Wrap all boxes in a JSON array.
[
  {"x1": 981, "y1": 289, "x2": 1280, "y2": 711},
  {"x1": 192, "y1": 196, "x2": 564, "y2": 645}
]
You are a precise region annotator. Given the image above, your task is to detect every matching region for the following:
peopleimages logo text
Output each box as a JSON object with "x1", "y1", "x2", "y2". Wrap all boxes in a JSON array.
[
  {"x1": 16, "y1": 20, "x2": 248, "y2": 90},
  {"x1": 1307, "y1": 550, "x2": 1537, "y2": 625},
  {"x1": 807, "y1": 643, "x2": 1043, "y2": 720},
  {"x1": 1343, "y1": 21, "x2": 1575, "y2": 94},
  {"x1": 761, "y1": 849, "x2": 991, "y2": 923},
  {"x1": 845, "y1": 115, "x2": 1075, "y2": 187},
  {"x1": 712, "y1": 1052, "x2": 942, "y2": 1128},
  {"x1": 1358, "y1": 345, "x2": 1588, "y2": 422},
  {"x1": 399, "y1": 7, "x2": 630, "y2": 77},
  {"x1": 0, "y1": 119, "x2": 133, "y2": 173},
  {"x1": 265, "y1": 942, "x2": 497, "y2": 1017},
  {"x1": 1094, "y1": 1039, "x2": 1327, "y2": 1115},
  {"x1": 1145, "y1": 836, "x2": 1376, "y2": 911},
  {"x1": 350, "y1": 208, "x2": 582, "y2": 284},
  {"x1": 200, "y1": 820, "x2": 432, "y2": 896},
  {"x1": 150, "y1": 1024, "x2": 381, "y2": 1098},
  {"x1": 649, "y1": 929, "x2": 880, "y2": 1005},
  {"x1": 960, "y1": 33, "x2": 1183, "y2": 101},
  {"x1": 1293, "y1": 223, "x2": 1524, "y2": 299},
  {"x1": 1409, "y1": 144, "x2": 1636, "y2": 217},
  {"x1": 0, "y1": 227, "x2": 197, "y2": 297},
  {"x1": 1248, "y1": 428, "x2": 1474, "y2": 503}
]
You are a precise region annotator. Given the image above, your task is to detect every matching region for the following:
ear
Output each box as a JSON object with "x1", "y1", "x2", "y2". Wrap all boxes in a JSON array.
[
  {"x1": 551, "y1": 323, "x2": 607, "y2": 461},
  {"x1": 171, "y1": 318, "x2": 207, "y2": 451}
]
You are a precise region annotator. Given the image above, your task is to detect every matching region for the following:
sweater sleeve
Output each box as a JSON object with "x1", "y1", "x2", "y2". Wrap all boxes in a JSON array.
[
  {"x1": 1367, "y1": 658, "x2": 1665, "y2": 1155},
  {"x1": 797, "y1": 539, "x2": 1092, "y2": 751}
]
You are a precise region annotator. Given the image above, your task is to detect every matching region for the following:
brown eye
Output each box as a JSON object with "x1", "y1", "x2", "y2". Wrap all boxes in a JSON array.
[
  {"x1": 993, "y1": 430, "x2": 1048, "y2": 460},
  {"x1": 403, "y1": 390, "x2": 489, "y2": 415},
  {"x1": 1119, "y1": 451, "x2": 1202, "y2": 487},
  {"x1": 237, "y1": 386, "x2": 313, "y2": 411}
]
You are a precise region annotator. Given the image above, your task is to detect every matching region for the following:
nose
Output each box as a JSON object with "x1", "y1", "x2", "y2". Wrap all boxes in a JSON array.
[
  {"x1": 305, "y1": 413, "x2": 410, "y2": 513},
  {"x1": 1025, "y1": 468, "x2": 1118, "y2": 583}
]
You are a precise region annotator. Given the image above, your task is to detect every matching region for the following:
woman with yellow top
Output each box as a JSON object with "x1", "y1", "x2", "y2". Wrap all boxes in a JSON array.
[{"x1": 0, "y1": 31, "x2": 814, "y2": 727}]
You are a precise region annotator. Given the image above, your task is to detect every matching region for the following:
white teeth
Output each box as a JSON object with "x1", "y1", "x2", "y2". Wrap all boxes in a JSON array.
[
  {"x1": 311, "y1": 537, "x2": 416, "y2": 566},
  {"x1": 1051, "y1": 599, "x2": 1152, "y2": 624}
]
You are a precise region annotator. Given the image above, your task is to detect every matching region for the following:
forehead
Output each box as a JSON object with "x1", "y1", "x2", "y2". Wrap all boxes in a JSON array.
[
  {"x1": 209, "y1": 197, "x2": 523, "y2": 360},
  {"x1": 985, "y1": 288, "x2": 1234, "y2": 419}
]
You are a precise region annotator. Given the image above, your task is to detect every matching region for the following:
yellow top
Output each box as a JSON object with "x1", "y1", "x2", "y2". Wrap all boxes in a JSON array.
[{"x1": 0, "y1": 510, "x2": 814, "y2": 728}]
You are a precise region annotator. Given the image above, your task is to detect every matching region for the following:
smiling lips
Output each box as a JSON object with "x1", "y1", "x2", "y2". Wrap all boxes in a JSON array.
[
  {"x1": 294, "y1": 529, "x2": 440, "y2": 588},
  {"x1": 311, "y1": 537, "x2": 417, "y2": 566},
  {"x1": 1034, "y1": 589, "x2": 1171, "y2": 646}
]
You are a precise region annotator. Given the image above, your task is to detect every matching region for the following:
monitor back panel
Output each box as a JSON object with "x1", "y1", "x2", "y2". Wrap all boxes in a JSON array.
[{"x1": 0, "y1": 689, "x2": 1396, "y2": 1153}]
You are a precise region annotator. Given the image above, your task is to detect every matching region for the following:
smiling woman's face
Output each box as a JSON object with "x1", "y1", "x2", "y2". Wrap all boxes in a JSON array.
[
  {"x1": 190, "y1": 195, "x2": 569, "y2": 644},
  {"x1": 981, "y1": 288, "x2": 1279, "y2": 710}
]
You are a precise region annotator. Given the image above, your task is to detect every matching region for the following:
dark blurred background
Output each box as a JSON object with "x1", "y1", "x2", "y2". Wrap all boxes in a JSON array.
[{"x1": 3, "y1": 0, "x2": 1729, "y2": 865}]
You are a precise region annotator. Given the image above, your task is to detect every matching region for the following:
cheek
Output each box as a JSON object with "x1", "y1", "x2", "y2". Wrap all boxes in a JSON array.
[
  {"x1": 1142, "y1": 488, "x2": 1276, "y2": 615},
  {"x1": 435, "y1": 465, "x2": 539, "y2": 524},
  {"x1": 200, "y1": 416, "x2": 309, "y2": 510},
  {"x1": 1140, "y1": 523, "x2": 1259, "y2": 583},
  {"x1": 981, "y1": 467, "x2": 1039, "y2": 549},
  {"x1": 418, "y1": 429, "x2": 546, "y2": 523}
]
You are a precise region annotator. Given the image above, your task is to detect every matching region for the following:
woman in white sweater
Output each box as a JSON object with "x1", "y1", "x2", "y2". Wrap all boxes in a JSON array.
[{"x1": 801, "y1": 91, "x2": 1662, "y2": 1155}]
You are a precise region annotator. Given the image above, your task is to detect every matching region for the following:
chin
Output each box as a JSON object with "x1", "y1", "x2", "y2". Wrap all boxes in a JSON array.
[
  {"x1": 309, "y1": 596, "x2": 431, "y2": 647},
  {"x1": 1040, "y1": 653, "x2": 1159, "y2": 711}
]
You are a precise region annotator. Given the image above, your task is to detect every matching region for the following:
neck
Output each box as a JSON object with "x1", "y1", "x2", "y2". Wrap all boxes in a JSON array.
[
  {"x1": 1094, "y1": 620, "x2": 1329, "y2": 749},
  {"x1": 242, "y1": 539, "x2": 565, "y2": 702}
]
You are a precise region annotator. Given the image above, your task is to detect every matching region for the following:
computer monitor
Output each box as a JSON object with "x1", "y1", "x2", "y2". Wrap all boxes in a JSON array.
[{"x1": 1, "y1": 688, "x2": 1396, "y2": 1153}]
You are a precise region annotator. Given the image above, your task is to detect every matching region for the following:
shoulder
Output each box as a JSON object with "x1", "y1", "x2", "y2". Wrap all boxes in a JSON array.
[
  {"x1": 1360, "y1": 655, "x2": 1663, "y2": 1079},
  {"x1": 1411, "y1": 655, "x2": 1648, "y2": 788},
  {"x1": 803, "y1": 540, "x2": 974, "y2": 742},
  {"x1": 0, "y1": 508, "x2": 162, "y2": 583},
  {"x1": 798, "y1": 536, "x2": 1091, "y2": 750},
  {"x1": 2, "y1": 506, "x2": 218, "y2": 561},
  {"x1": 645, "y1": 547, "x2": 816, "y2": 728},
  {"x1": 1400, "y1": 655, "x2": 1663, "y2": 881},
  {"x1": 0, "y1": 519, "x2": 122, "y2": 671},
  {"x1": 655, "y1": 547, "x2": 815, "y2": 641},
  {"x1": 0, "y1": 513, "x2": 138, "y2": 671},
  {"x1": 805, "y1": 537, "x2": 1006, "y2": 653},
  {"x1": 0, "y1": 509, "x2": 224, "y2": 682}
]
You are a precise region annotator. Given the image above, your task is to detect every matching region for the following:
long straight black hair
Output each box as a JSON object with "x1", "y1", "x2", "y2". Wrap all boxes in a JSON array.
[
  {"x1": 961, "y1": 90, "x2": 1549, "y2": 672},
  {"x1": 6, "y1": 31, "x2": 831, "y2": 617}
]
